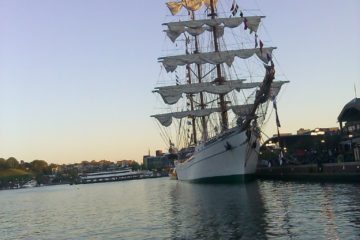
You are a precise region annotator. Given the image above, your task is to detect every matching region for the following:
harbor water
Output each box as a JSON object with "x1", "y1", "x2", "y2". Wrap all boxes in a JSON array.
[{"x1": 1, "y1": 178, "x2": 359, "y2": 239}]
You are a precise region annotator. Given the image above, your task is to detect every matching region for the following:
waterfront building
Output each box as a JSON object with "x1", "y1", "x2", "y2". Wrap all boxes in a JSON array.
[
  {"x1": 143, "y1": 151, "x2": 175, "y2": 171},
  {"x1": 296, "y1": 127, "x2": 339, "y2": 136},
  {"x1": 261, "y1": 127, "x2": 341, "y2": 166},
  {"x1": 260, "y1": 98, "x2": 360, "y2": 165},
  {"x1": 116, "y1": 160, "x2": 136, "y2": 168},
  {"x1": 338, "y1": 98, "x2": 360, "y2": 161}
]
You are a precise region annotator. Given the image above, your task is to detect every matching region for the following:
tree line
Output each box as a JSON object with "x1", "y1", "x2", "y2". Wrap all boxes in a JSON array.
[
  {"x1": 0, "y1": 157, "x2": 144, "y2": 189},
  {"x1": 0, "y1": 157, "x2": 51, "y2": 173}
]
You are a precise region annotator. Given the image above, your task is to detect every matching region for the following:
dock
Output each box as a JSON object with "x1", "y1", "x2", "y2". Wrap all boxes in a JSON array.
[{"x1": 256, "y1": 162, "x2": 360, "y2": 182}]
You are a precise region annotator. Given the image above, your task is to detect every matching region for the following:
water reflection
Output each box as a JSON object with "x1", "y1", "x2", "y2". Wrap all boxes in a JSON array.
[
  {"x1": 169, "y1": 180, "x2": 360, "y2": 240},
  {"x1": 0, "y1": 179, "x2": 359, "y2": 239},
  {"x1": 259, "y1": 181, "x2": 360, "y2": 240},
  {"x1": 169, "y1": 181, "x2": 267, "y2": 239}
]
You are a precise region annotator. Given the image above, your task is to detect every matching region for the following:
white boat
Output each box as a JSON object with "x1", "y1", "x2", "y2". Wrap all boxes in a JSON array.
[
  {"x1": 79, "y1": 168, "x2": 141, "y2": 183},
  {"x1": 22, "y1": 179, "x2": 37, "y2": 188},
  {"x1": 151, "y1": 0, "x2": 288, "y2": 182}
]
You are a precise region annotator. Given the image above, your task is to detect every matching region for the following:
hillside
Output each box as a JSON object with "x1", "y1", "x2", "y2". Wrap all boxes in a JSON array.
[{"x1": 0, "y1": 168, "x2": 32, "y2": 178}]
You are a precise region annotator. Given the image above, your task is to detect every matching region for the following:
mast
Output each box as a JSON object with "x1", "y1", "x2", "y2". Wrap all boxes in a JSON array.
[
  {"x1": 185, "y1": 29, "x2": 197, "y2": 145},
  {"x1": 186, "y1": 63, "x2": 197, "y2": 144},
  {"x1": 192, "y1": 12, "x2": 208, "y2": 141},
  {"x1": 210, "y1": 0, "x2": 229, "y2": 131},
  {"x1": 154, "y1": 1, "x2": 287, "y2": 146}
]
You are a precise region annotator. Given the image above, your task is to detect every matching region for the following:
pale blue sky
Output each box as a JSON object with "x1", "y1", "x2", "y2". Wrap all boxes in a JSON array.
[{"x1": 0, "y1": 0, "x2": 359, "y2": 164}]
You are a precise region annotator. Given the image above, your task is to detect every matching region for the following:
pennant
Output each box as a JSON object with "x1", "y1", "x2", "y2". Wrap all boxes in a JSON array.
[
  {"x1": 244, "y1": 17, "x2": 248, "y2": 30},
  {"x1": 255, "y1": 33, "x2": 258, "y2": 48},
  {"x1": 230, "y1": 1, "x2": 238, "y2": 16},
  {"x1": 233, "y1": 5, "x2": 239, "y2": 16},
  {"x1": 175, "y1": 71, "x2": 180, "y2": 85},
  {"x1": 259, "y1": 40, "x2": 264, "y2": 54},
  {"x1": 230, "y1": 1, "x2": 235, "y2": 11},
  {"x1": 233, "y1": 4, "x2": 239, "y2": 16},
  {"x1": 267, "y1": 52, "x2": 272, "y2": 62}
]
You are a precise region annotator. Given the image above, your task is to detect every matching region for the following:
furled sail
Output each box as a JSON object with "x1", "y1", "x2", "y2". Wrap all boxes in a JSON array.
[
  {"x1": 166, "y1": 0, "x2": 218, "y2": 15},
  {"x1": 154, "y1": 80, "x2": 288, "y2": 105},
  {"x1": 159, "y1": 47, "x2": 276, "y2": 72},
  {"x1": 154, "y1": 80, "x2": 243, "y2": 104},
  {"x1": 165, "y1": 26, "x2": 225, "y2": 42},
  {"x1": 152, "y1": 104, "x2": 253, "y2": 127},
  {"x1": 164, "y1": 16, "x2": 263, "y2": 42},
  {"x1": 269, "y1": 81, "x2": 288, "y2": 98}
]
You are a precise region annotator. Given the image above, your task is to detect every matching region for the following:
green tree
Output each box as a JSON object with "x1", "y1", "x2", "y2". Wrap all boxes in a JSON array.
[
  {"x1": 44, "y1": 163, "x2": 58, "y2": 175},
  {"x1": 129, "y1": 161, "x2": 140, "y2": 171},
  {"x1": 30, "y1": 160, "x2": 48, "y2": 173},
  {"x1": 35, "y1": 172, "x2": 45, "y2": 184},
  {"x1": 30, "y1": 160, "x2": 49, "y2": 185},
  {"x1": 68, "y1": 169, "x2": 79, "y2": 183},
  {"x1": 90, "y1": 160, "x2": 99, "y2": 166},
  {"x1": 81, "y1": 160, "x2": 90, "y2": 165},
  {"x1": 0, "y1": 158, "x2": 8, "y2": 170},
  {"x1": 6, "y1": 157, "x2": 19, "y2": 169}
]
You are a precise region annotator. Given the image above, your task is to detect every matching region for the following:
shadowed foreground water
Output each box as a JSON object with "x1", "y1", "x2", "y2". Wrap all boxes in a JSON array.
[{"x1": 1, "y1": 178, "x2": 359, "y2": 239}]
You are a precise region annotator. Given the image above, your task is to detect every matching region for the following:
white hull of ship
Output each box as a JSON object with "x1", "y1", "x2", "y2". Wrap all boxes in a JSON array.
[{"x1": 175, "y1": 128, "x2": 259, "y2": 182}]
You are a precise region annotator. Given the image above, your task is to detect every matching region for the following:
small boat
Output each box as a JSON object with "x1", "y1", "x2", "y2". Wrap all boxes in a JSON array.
[{"x1": 22, "y1": 180, "x2": 37, "y2": 188}]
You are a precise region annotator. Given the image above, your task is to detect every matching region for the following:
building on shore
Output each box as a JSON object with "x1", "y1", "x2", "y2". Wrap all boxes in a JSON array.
[
  {"x1": 338, "y1": 98, "x2": 360, "y2": 161},
  {"x1": 143, "y1": 150, "x2": 175, "y2": 171},
  {"x1": 257, "y1": 98, "x2": 360, "y2": 182},
  {"x1": 261, "y1": 98, "x2": 360, "y2": 166},
  {"x1": 261, "y1": 127, "x2": 341, "y2": 166}
]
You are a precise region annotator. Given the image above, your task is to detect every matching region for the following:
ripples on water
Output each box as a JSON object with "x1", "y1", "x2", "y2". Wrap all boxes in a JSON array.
[{"x1": 0, "y1": 179, "x2": 359, "y2": 240}]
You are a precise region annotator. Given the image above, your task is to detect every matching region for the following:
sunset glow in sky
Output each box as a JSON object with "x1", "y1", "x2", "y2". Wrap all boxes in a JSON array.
[{"x1": 0, "y1": 0, "x2": 359, "y2": 164}]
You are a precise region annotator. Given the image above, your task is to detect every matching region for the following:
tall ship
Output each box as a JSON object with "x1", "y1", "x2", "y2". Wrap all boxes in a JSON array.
[{"x1": 151, "y1": 0, "x2": 288, "y2": 182}]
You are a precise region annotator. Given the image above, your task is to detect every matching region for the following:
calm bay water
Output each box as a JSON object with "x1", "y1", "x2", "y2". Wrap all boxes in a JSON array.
[{"x1": 1, "y1": 178, "x2": 359, "y2": 240}]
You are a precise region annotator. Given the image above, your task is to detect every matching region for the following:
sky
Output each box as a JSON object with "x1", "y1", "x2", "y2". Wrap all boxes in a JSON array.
[{"x1": 0, "y1": 0, "x2": 359, "y2": 164}]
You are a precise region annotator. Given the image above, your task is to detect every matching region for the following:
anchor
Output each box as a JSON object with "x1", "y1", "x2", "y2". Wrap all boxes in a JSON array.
[{"x1": 224, "y1": 141, "x2": 233, "y2": 151}]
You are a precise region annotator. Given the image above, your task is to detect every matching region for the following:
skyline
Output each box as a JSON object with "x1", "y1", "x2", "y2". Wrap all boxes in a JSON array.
[{"x1": 0, "y1": 0, "x2": 359, "y2": 164}]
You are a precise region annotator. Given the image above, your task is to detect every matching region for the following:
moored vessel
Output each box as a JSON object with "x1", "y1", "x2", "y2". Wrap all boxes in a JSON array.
[{"x1": 152, "y1": 0, "x2": 288, "y2": 182}]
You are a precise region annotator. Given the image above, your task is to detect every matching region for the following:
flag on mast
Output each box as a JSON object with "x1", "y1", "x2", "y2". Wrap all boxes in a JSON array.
[{"x1": 230, "y1": 1, "x2": 239, "y2": 16}]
